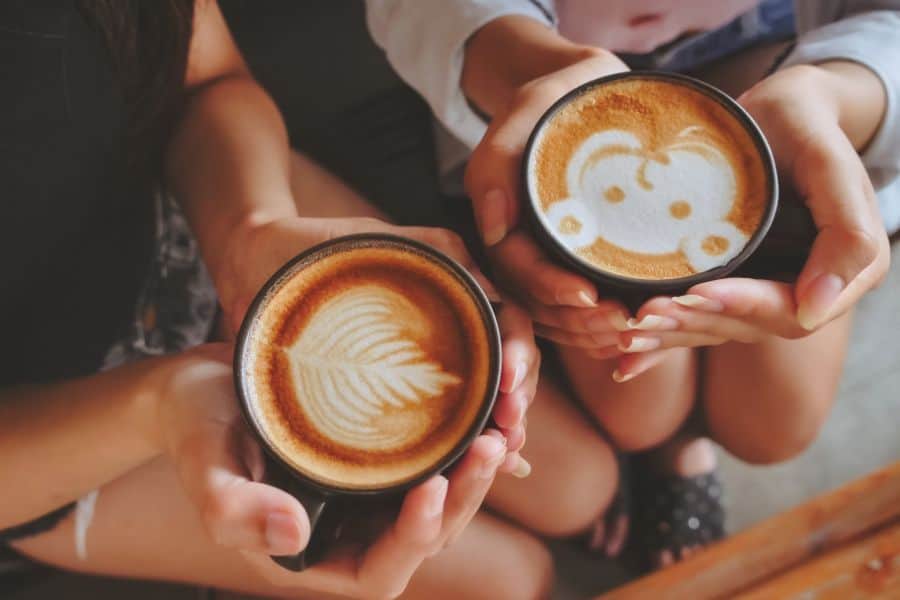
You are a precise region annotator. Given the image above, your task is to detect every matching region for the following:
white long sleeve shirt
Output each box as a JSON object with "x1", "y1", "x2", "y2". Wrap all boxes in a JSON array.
[{"x1": 365, "y1": 0, "x2": 900, "y2": 232}]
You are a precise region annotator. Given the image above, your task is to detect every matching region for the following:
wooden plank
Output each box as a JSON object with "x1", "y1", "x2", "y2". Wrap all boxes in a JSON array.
[
  {"x1": 735, "y1": 520, "x2": 900, "y2": 599},
  {"x1": 600, "y1": 461, "x2": 900, "y2": 600}
]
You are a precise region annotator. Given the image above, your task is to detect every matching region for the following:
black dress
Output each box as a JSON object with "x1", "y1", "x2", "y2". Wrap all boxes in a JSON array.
[
  {"x1": 0, "y1": 0, "x2": 153, "y2": 386},
  {"x1": 0, "y1": 0, "x2": 154, "y2": 540}
]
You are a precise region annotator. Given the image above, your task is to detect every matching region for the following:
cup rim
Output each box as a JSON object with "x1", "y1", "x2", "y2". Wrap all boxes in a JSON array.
[
  {"x1": 233, "y1": 233, "x2": 502, "y2": 498},
  {"x1": 521, "y1": 70, "x2": 779, "y2": 291}
]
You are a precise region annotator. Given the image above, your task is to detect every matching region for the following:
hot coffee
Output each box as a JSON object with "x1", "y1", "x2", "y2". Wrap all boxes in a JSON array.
[
  {"x1": 240, "y1": 237, "x2": 496, "y2": 491},
  {"x1": 526, "y1": 74, "x2": 773, "y2": 282}
]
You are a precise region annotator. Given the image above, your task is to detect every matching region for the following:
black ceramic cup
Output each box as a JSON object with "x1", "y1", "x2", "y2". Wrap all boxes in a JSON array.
[
  {"x1": 521, "y1": 71, "x2": 785, "y2": 310},
  {"x1": 233, "y1": 234, "x2": 502, "y2": 571}
]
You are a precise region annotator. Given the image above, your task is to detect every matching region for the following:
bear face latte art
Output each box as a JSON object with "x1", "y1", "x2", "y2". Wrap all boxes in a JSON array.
[
  {"x1": 526, "y1": 74, "x2": 775, "y2": 283},
  {"x1": 237, "y1": 236, "x2": 499, "y2": 492}
]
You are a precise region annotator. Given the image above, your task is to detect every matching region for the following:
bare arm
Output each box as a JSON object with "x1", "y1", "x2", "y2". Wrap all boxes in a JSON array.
[
  {"x1": 0, "y1": 359, "x2": 165, "y2": 528},
  {"x1": 165, "y1": 0, "x2": 298, "y2": 325}
]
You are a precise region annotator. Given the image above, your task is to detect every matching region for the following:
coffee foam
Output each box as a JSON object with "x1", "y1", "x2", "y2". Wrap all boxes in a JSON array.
[
  {"x1": 244, "y1": 244, "x2": 491, "y2": 490},
  {"x1": 528, "y1": 77, "x2": 768, "y2": 280}
]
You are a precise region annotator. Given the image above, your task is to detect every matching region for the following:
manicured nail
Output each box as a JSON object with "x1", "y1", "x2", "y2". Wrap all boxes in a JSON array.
[
  {"x1": 627, "y1": 315, "x2": 679, "y2": 331},
  {"x1": 672, "y1": 295, "x2": 724, "y2": 312},
  {"x1": 618, "y1": 336, "x2": 661, "y2": 353},
  {"x1": 797, "y1": 273, "x2": 844, "y2": 331},
  {"x1": 511, "y1": 456, "x2": 532, "y2": 479},
  {"x1": 608, "y1": 311, "x2": 630, "y2": 332},
  {"x1": 586, "y1": 311, "x2": 628, "y2": 332},
  {"x1": 480, "y1": 438, "x2": 508, "y2": 479},
  {"x1": 612, "y1": 369, "x2": 636, "y2": 383},
  {"x1": 482, "y1": 189, "x2": 508, "y2": 246},
  {"x1": 558, "y1": 289, "x2": 597, "y2": 307},
  {"x1": 425, "y1": 477, "x2": 449, "y2": 518},
  {"x1": 266, "y1": 512, "x2": 301, "y2": 556},
  {"x1": 511, "y1": 362, "x2": 527, "y2": 390}
]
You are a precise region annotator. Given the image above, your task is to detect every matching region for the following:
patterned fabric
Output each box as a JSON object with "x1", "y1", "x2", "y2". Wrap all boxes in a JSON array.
[
  {"x1": 102, "y1": 191, "x2": 217, "y2": 370},
  {"x1": 0, "y1": 193, "x2": 216, "y2": 544}
]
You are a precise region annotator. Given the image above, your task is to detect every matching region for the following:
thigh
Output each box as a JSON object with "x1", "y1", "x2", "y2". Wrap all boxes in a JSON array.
[
  {"x1": 558, "y1": 345, "x2": 698, "y2": 452},
  {"x1": 12, "y1": 457, "x2": 549, "y2": 600},
  {"x1": 703, "y1": 312, "x2": 853, "y2": 464},
  {"x1": 289, "y1": 151, "x2": 387, "y2": 219},
  {"x1": 486, "y1": 371, "x2": 618, "y2": 537}
]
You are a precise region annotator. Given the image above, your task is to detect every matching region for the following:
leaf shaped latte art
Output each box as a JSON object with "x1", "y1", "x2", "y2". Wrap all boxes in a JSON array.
[{"x1": 284, "y1": 285, "x2": 461, "y2": 451}]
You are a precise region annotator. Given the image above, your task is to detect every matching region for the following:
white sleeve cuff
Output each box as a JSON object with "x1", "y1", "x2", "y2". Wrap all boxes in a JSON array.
[
  {"x1": 781, "y1": 10, "x2": 900, "y2": 194},
  {"x1": 366, "y1": 0, "x2": 555, "y2": 149}
]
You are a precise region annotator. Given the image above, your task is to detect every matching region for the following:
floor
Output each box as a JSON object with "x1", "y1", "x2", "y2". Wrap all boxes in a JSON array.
[{"x1": 6, "y1": 243, "x2": 898, "y2": 600}]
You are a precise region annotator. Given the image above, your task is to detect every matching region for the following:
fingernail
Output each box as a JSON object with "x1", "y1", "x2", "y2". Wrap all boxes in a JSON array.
[
  {"x1": 482, "y1": 189, "x2": 508, "y2": 246},
  {"x1": 672, "y1": 295, "x2": 724, "y2": 312},
  {"x1": 618, "y1": 336, "x2": 661, "y2": 353},
  {"x1": 266, "y1": 512, "x2": 301, "y2": 556},
  {"x1": 515, "y1": 393, "x2": 528, "y2": 424},
  {"x1": 425, "y1": 477, "x2": 449, "y2": 518},
  {"x1": 480, "y1": 438, "x2": 507, "y2": 479},
  {"x1": 511, "y1": 456, "x2": 532, "y2": 479},
  {"x1": 558, "y1": 289, "x2": 597, "y2": 307},
  {"x1": 797, "y1": 273, "x2": 844, "y2": 331},
  {"x1": 512, "y1": 362, "x2": 527, "y2": 390},
  {"x1": 608, "y1": 312, "x2": 630, "y2": 332},
  {"x1": 612, "y1": 369, "x2": 636, "y2": 383},
  {"x1": 627, "y1": 315, "x2": 679, "y2": 331}
]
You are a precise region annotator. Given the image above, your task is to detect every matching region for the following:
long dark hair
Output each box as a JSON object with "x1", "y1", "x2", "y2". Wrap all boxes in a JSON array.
[{"x1": 77, "y1": 0, "x2": 195, "y2": 179}]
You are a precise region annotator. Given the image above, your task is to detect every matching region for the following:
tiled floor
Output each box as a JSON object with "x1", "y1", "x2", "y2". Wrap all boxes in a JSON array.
[{"x1": 7, "y1": 244, "x2": 899, "y2": 599}]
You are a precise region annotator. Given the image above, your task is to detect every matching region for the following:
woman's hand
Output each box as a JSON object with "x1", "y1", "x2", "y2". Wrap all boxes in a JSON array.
[
  {"x1": 219, "y1": 216, "x2": 497, "y2": 335},
  {"x1": 464, "y1": 47, "x2": 631, "y2": 356},
  {"x1": 220, "y1": 215, "x2": 538, "y2": 473},
  {"x1": 155, "y1": 344, "x2": 311, "y2": 556},
  {"x1": 156, "y1": 345, "x2": 514, "y2": 599},
  {"x1": 242, "y1": 431, "x2": 509, "y2": 600},
  {"x1": 610, "y1": 64, "x2": 891, "y2": 381}
]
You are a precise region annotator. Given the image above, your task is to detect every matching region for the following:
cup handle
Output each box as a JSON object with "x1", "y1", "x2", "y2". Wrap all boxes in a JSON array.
[{"x1": 265, "y1": 460, "x2": 341, "y2": 571}]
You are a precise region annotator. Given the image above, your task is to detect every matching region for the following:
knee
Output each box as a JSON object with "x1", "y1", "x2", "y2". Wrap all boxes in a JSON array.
[
  {"x1": 722, "y1": 421, "x2": 822, "y2": 465},
  {"x1": 712, "y1": 395, "x2": 830, "y2": 465},
  {"x1": 492, "y1": 534, "x2": 554, "y2": 600},
  {"x1": 604, "y1": 421, "x2": 680, "y2": 453},
  {"x1": 526, "y1": 437, "x2": 619, "y2": 538}
]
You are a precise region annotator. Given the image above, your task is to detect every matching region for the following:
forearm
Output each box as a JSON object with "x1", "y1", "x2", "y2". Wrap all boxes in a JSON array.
[
  {"x1": 0, "y1": 359, "x2": 167, "y2": 528},
  {"x1": 166, "y1": 76, "x2": 297, "y2": 312},
  {"x1": 461, "y1": 15, "x2": 614, "y2": 117},
  {"x1": 816, "y1": 60, "x2": 887, "y2": 151}
]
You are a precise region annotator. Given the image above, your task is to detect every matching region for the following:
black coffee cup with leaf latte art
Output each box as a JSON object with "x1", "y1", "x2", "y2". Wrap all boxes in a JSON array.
[{"x1": 234, "y1": 234, "x2": 501, "y2": 571}]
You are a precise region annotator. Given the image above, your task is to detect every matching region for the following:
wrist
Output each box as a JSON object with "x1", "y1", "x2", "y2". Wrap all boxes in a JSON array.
[{"x1": 815, "y1": 61, "x2": 887, "y2": 151}]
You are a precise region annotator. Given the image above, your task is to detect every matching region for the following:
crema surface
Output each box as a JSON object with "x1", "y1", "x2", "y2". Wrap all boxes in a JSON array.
[
  {"x1": 529, "y1": 77, "x2": 768, "y2": 280},
  {"x1": 244, "y1": 243, "x2": 491, "y2": 490}
]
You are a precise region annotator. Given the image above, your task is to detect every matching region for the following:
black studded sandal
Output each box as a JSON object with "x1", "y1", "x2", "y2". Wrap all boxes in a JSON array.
[{"x1": 633, "y1": 458, "x2": 726, "y2": 568}]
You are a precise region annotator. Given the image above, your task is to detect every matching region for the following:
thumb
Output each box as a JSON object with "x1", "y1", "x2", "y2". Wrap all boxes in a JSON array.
[
  {"x1": 175, "y1": 423, "x2": 310, "y2": 556},
  {"x1": 792, "y1": 138, "x2": 883, "y2": 330}
]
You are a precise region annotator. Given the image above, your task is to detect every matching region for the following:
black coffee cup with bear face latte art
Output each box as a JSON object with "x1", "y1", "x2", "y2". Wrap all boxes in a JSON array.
[
  {"x1": 234, "y1": 234, "x2": 501, "y2": 571},
  {"x1": 522, "y1": 72, "x2": 779, "y2": 307}
]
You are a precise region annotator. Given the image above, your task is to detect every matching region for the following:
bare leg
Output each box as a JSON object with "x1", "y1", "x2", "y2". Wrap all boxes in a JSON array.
[
  {"x1": 487, "y1": 373, "x2": 619, "y2": 537},
  {"x1": 704, "y1": 313, "x2": 853, "y2": 464},
  {"x1": 558, "y1": 347, "x2": 697, "y2": 452},
  {"x1": 12, "y1": 458, "x2": 552, "y2": 600}
]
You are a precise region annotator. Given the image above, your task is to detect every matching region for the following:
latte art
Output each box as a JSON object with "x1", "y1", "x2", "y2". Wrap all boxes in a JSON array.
[
  {"x1": 284, "y1": 285, "x2": 461, "y2": 452},
  {"x1": 243, "y1": 241, "x2": 494, "y2": 490},
  {"x1": 543, "y1": 127, "x2": 748, "y2": 274},
  {"x1": 528, "y1": 76, "x2": 769, "y2": 280}
]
